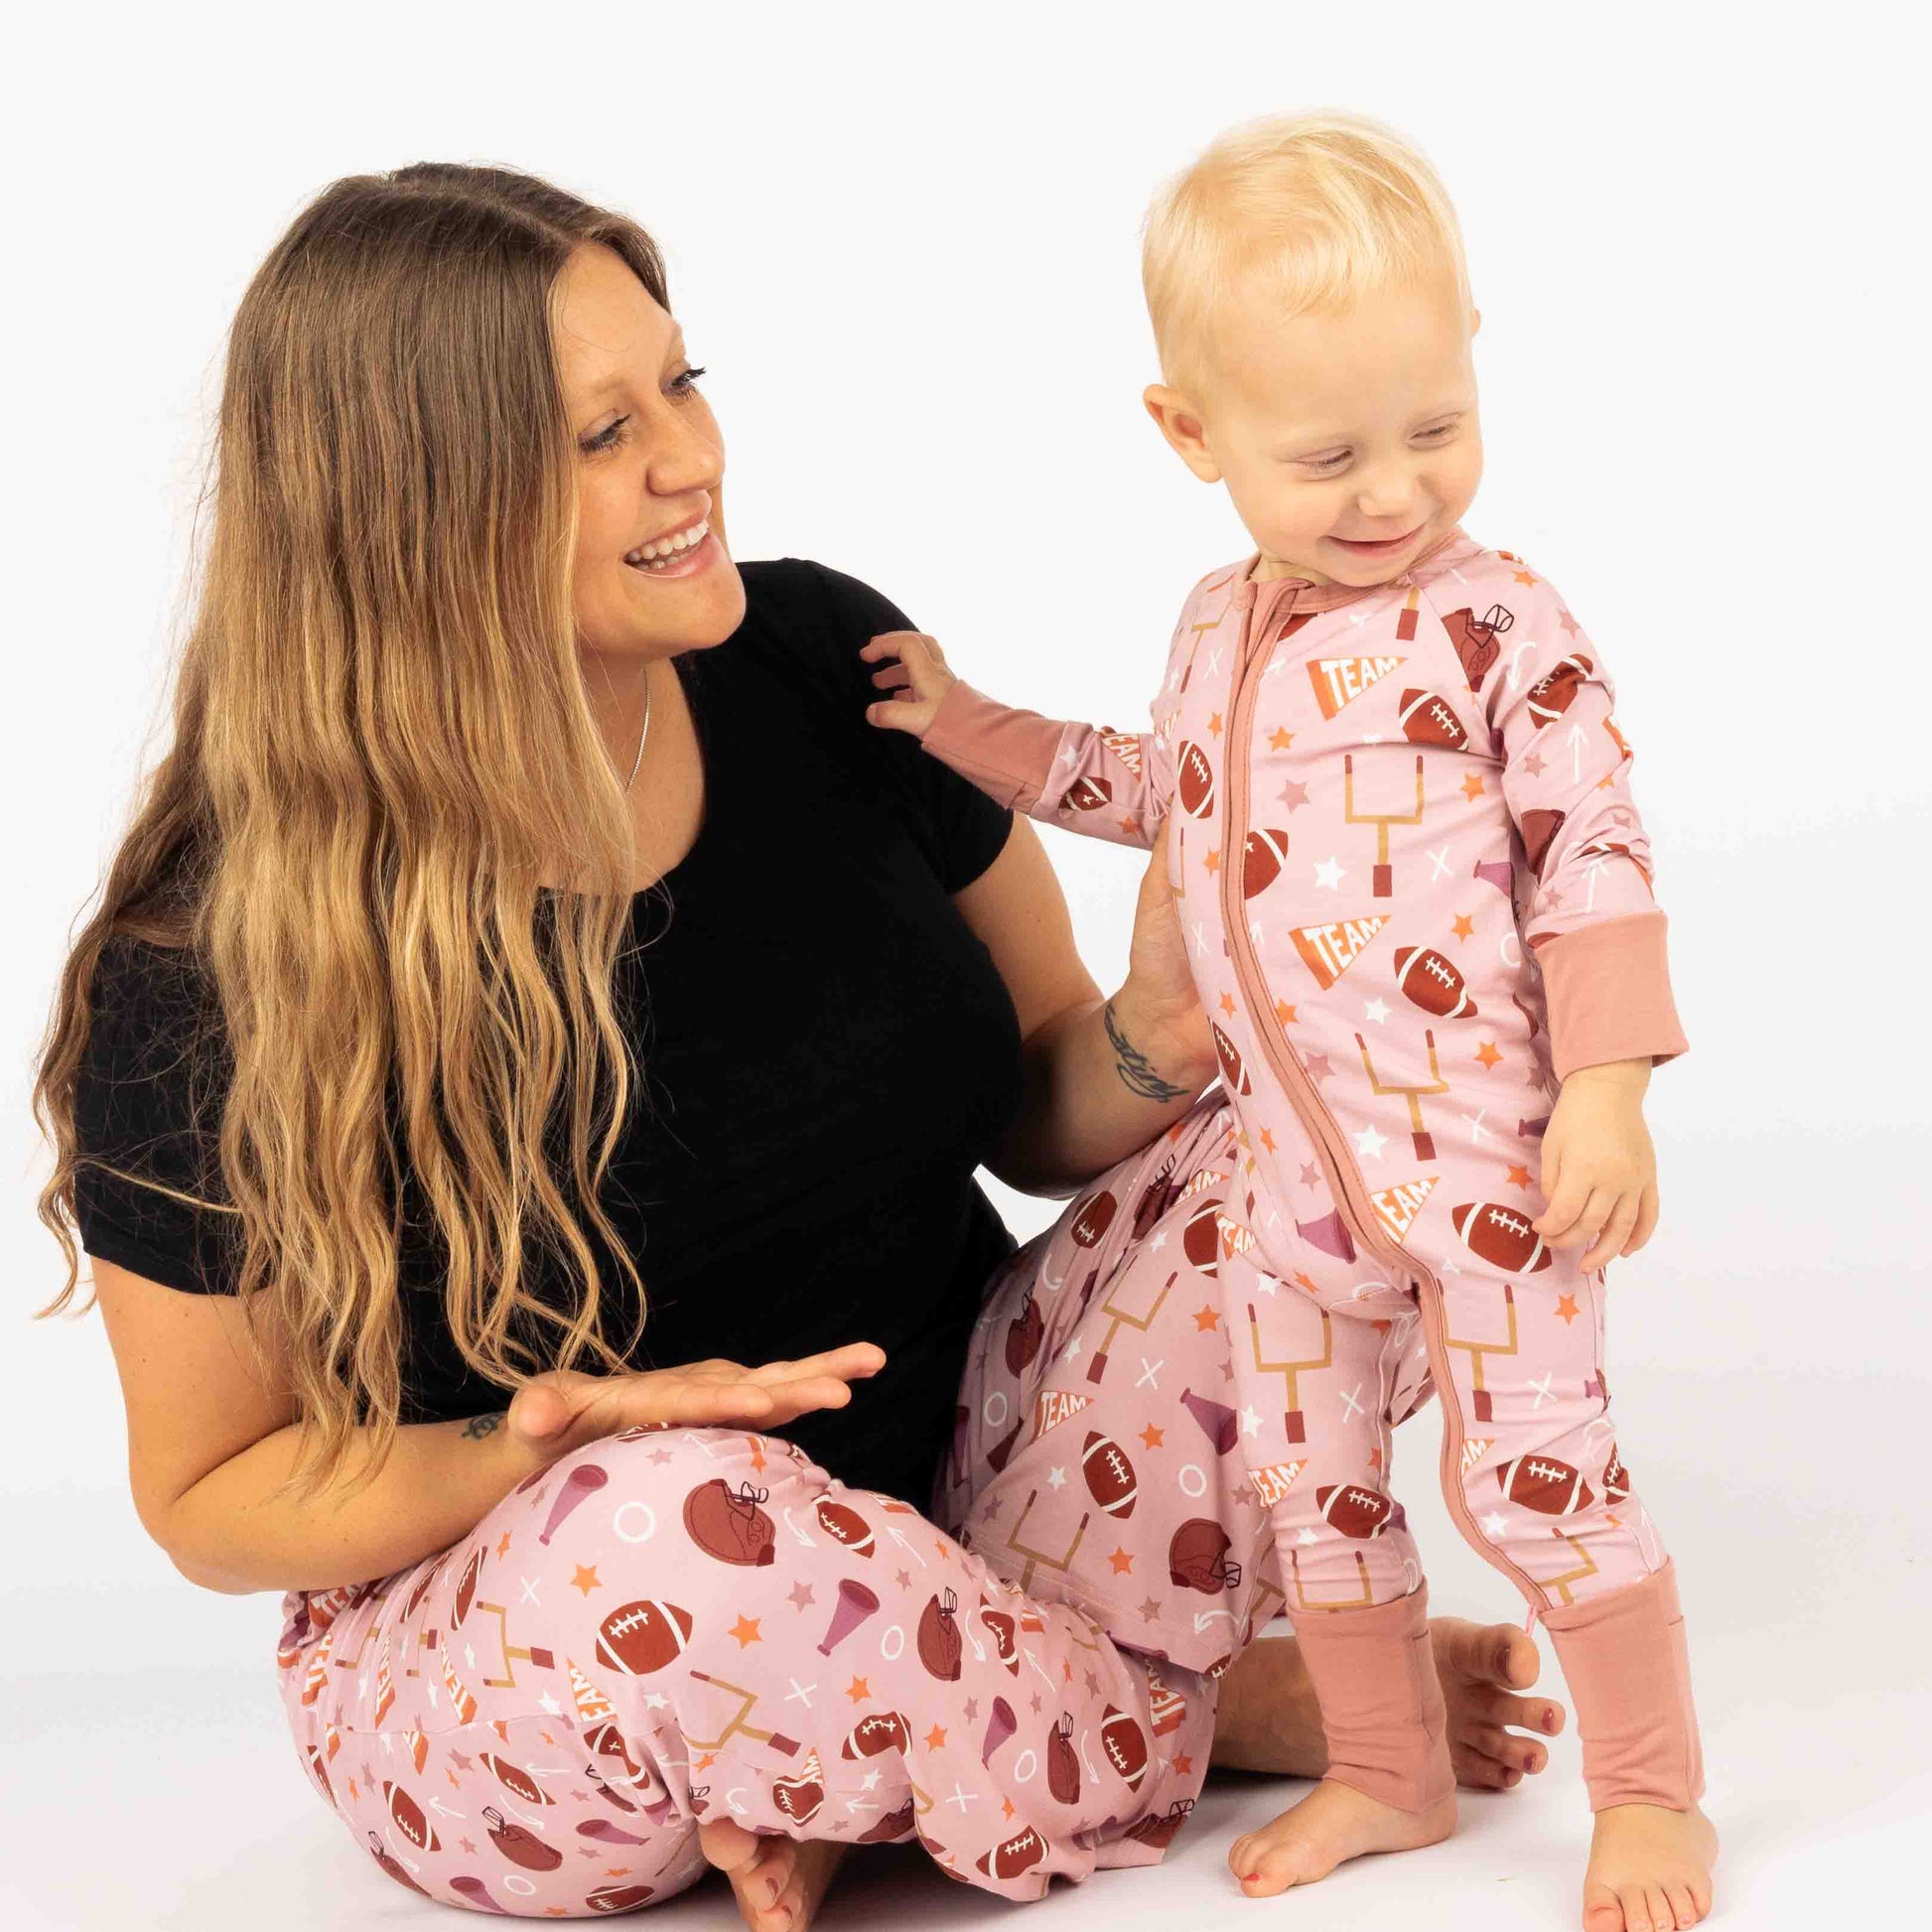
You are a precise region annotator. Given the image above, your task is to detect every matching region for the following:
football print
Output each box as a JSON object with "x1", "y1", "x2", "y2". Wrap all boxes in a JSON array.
[
  {"x1": 1177, "y1": 740, "x2": 1215, "y2": 817},
  {"x1": 1521, "y1": 808, "x2": 1567, "y2": 880},
  {"x1": 1393, "y1": 945, "x2": 1478, "y2": 1019},
  {"x1": 1099, "y1": 1705, "x2": 1151, "y2": 1789},
  {"x1": 842, "y1": 1710, "x2": 912, "y2": 1760},
  {"x1": 1526, "y1": 653, "x2": 1593, "y2": 726},
  {"x1": 384, "y1": 1780, "x2": 441, "y2": 1854},
  {"x1": 1451, "y1": 1201, "x2": 1554, "y2": 1274},
  {"x1": 479, "y1": 1752, "x2": 551, "y2": 1807},
  {"x1": 917, "y1": 1587, "x2": 963, "y2": 1681},
  {"x1": 1603, "y1": 1445, "x2": 1632, "y2": 1505},
  {"x1": 1496, "y1": 1453, "x2": 1594, "y2": 1516},
  {"x1": 1316, "y1": 1482, "x2": 1399, "y2": 1540},
  {"x1": 452, "y1": 1546, "x2": 483, "y2": 1627},
  {"x1": 771, "y1": 1752, "x2": 826, "y2": 1827},
  {"x1": 586, "y1": 1886, "x2": 656, "y2": 1914},
  {"x1": 1081, "y1": 1432, "x2": 1139, "y2": 1518},
  {"x1": 1211, "y1": 1023, "x2": 1253, "y2": 1096},
  {"x1": 1065, "y1": 774, "x2": 1112, "y2": 811},
  {"x1": 1397, "y1": 687, "x2": 1469, "y2": 750},
  {"x1": 977, "y1": 1825, "x2": 1047, "y2": 1879},
  {"x1": 1242, "y1": 826, "x2": 1292, "y2": 898},
  {"x1": 1181, "y1": 1195, "x2": 1226, "y2": 1276},
  {"x1": 595, "y1": 1599, "x2": 695, "y2": 1676},
  {"x1": 813, "y1": 1497, "x2": 876, "y2": 1557},
  {"x1": 1070, "y1": 1189, "x2": 1118, "y2": 1249}
]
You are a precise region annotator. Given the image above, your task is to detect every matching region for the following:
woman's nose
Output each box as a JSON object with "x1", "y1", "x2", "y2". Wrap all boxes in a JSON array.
[{"x1": 646, "y1": 411, "x2": 723, "y2": 499}]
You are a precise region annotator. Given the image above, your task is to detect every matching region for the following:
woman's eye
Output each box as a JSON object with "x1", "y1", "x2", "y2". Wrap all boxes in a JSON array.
[
  {"x1": 583, "y1": 417, "x2": 628, "y2": 456},
  {"x1": 670, "y1": 364, "x2": 707, "y2": 397}
]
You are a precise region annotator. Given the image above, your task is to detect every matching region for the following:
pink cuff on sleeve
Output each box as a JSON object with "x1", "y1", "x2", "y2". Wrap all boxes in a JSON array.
[
  {"x1": 1534, "y1": 912, "x2": 1689, "y2": 1082},
  {"x1": 920, "y1": 679, "x2": 1070, "y2": 816}
]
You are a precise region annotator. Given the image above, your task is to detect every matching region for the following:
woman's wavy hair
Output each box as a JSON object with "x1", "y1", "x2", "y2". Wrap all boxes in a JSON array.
[{"x1": 30, "y1": 163, "x2": 668, "y2": 1502}]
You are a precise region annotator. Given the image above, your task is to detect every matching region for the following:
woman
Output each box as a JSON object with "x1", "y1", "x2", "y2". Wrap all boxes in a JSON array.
[{"x1": 31, "y1": 165, "x2": 1560, "y2": 1926}]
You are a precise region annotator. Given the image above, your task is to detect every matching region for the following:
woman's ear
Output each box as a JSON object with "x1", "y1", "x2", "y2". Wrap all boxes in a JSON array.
[{"x1": 1142, "y1": 384, "x2": 1222, "y2": 484}]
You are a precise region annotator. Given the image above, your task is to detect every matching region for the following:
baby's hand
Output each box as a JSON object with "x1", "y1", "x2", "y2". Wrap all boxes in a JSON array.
[
  {"x1": 1532, "y1": 1059, "x2": 1659, "y2": 1274},
  {"x1": 860, "y1": 629, "x2": 957, "y2": 738}
]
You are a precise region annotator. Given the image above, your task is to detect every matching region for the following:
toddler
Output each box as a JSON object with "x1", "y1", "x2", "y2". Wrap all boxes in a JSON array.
[{"x1": 864, "y1": 112, "x2": 1716, "y2": 1932}]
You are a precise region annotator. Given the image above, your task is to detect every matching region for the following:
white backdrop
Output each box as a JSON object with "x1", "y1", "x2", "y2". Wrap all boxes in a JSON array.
[{"x1": 6, "y1": 4, "x2": 1926, "y2": 1928}]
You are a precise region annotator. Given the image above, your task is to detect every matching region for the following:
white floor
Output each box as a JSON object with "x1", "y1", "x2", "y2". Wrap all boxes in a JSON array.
[{"x1": 6, "y1": 1349, "x2": 1924, "y2": 1930}]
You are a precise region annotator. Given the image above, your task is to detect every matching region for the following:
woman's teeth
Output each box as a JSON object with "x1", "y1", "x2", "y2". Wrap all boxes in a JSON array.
[{"x1": 624, "y1": 519, "x2": 709, "y2": 570}]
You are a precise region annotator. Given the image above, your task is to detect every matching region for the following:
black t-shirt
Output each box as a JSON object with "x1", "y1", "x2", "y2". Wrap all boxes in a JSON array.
[{"x1": 72, "y1": 560, "x2": 1024, "y2": 1504}]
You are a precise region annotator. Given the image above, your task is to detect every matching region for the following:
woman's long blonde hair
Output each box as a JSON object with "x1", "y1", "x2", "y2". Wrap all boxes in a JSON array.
[{"x1": 30, "y1": 164, "x2": 669, "y2": 1502}]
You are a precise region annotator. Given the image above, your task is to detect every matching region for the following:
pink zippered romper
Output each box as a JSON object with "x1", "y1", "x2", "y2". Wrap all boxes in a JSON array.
[{"x1": 914, "y1": 527, "x2": 1706, "y2": 1817}]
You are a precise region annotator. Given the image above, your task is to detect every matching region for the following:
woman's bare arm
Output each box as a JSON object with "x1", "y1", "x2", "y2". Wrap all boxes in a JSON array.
[
  {"x1": 92, "y1": 1255, "x2": 884, "y2": 1596},
  {"x1": 954, "y1": 816, "x2": 1218, "y2": 1196}
]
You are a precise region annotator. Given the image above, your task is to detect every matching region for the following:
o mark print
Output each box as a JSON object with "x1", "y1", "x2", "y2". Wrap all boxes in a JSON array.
[
  {"x1": 1178, "y1": 1463, "x2": 1207, "y2": 1499},
  {"x1": 1499, "y1": 931, "x2": 1522, "y2": 969},
  {"x1": 612, "y1": 1500, "x2": 657, "y2": 1545},
  {"x1": 1013, "y1": 1748, "x2": 1037, "y2": 1785},
  {"x1": 728, "y1": 1786, "x2": 751, "y2": 1816},
  {"x1": 880, "y1": 1623, "x2": 905, "y2": 1662},
  {"x1": 983, "y1": 1390, "x2": 1009, "y2": 1429},
  {"x1": 502, "y1": 1874, "x2": 537, "y2": 1897}
]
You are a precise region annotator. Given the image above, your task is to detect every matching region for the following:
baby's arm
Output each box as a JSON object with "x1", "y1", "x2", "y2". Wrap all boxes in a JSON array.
[
  {"x1": 860, "y1": 630, "x2": 1173, "y2": 850},
  {"x1": 1480, "y1": 571, "x2": 1689, "y2": 1272}
]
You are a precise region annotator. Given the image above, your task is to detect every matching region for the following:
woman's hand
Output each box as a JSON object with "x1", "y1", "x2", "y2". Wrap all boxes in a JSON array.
[
  {"x1": 505, "y1": 1343, "x2": 888, "y2": 1470},
  {"x1": 1532, "y1": 1059, "x2": 1659, "y2": 1272},
  {"x1": 1108, "y1": 817, "x2": 1217, "y2": 1092},
  {"x1": 859, "y1": 629, "x2": 957, "y2": 738}
]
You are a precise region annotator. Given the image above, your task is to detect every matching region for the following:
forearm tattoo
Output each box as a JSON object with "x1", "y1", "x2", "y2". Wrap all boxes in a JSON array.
[
  {"x1": 1104, "y1": 1000, "x2": 1188, "y2": 1101},
  {"x1": 462, "y1": 1412, "x2": 506, "y2": 1443}
]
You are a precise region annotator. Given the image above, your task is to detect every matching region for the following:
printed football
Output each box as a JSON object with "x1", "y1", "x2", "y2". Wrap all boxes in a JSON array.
[
  {"x1": 1526, "y1": 653, "x2": 1593, "y2": 726},
  {"x1": 586, "y1": 1885, "x2": 656, "y2": 1914},
  {"x1": 1070, "y1": 1188, "x2": 1118, "y2": 1249},
  {"x1": 385, "y1": 1780, "x2": 440, "y2": 1853},
  {"x1": 1181, "y1": 1196, "x2": 1225, "y2": 1276},
  {"x1": 917, "y1": 1588, "x2": 963, "y2": 1680},
  {"x1": 1393, "y1": 945, "x2": 1477, "y2": 1020},
  {"x1": 1176, "y1": 741, "x2": 1215, "y2": 817},
  {"x1": 1397, "y1": 688, "x2": 1469, "y2": 750},
  {"x1": 814, "y1": 1497, "x2": 876, "y2": 1557},
  {"x1": 1316, "y1": 1482, "x2": 1398, "y2": 1540},
  {"x1": 479, "y1": 1752, "x2": 551, "y2": 1806},
  {"x1": 1242, "y1": 827, "x2": 1291, "y2": 898},
  {"x1": 1451, "y1": 1201, "x2": 1554, "y2": 1274},
  {"x1": 1602, "y1": 1446, "x2": 1632, "y2": 1505},
  {"x1": 683, "y1": 1478, "x2": 777, "y2": 1567},
  {"x1": 1081, "y1": 1432, "x2": 1139, "y2": 1518},
  {"x1": 1099, "y1": 1705, "x2": 1150, "y2": 1789},
  {"x1": 842, "y1": 1710, "x2": 912, "y2": 1759},
  {"x1": 1065, "y1": 774, "x2": 1112, "y2": 811},
  {"x1": 771, "y1": 1754, "x2": 826, "y2": 1826},
  {"x1": 453, "y1": 1546, "x2": 484, "y2": 1627},
  {"x1": 1211, "y1": 1024, "x2": 1253, "y2": 1096},
  {"x1": 977, "y1": 1826, "x2": 1047, "y2": 1879},
  {"x1": 1521, "y1": 808, "x2": 1567, "y2": 880},
  {"x1": 1496, "y1": 1453, "x2": 1594, "y2": 1516},
  {"x1": 595, "y1": 1599, "x2": 695, "y2": 1676}
]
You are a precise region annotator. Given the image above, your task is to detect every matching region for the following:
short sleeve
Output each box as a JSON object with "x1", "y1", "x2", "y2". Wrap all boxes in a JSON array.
[
  {"x1": 797, "y1": 561, "x2": 1017, "y2": 893},
  {"x1": 70, "y1": 937, "x2": 243, "y2": 1296}
]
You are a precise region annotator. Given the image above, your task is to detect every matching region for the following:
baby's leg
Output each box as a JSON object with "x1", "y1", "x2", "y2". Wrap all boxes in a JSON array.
[
  {"x1": 1425, "y1": 1261, "x2": 1716, "y2": 1930},
  {"x1": 1227, "y1": 1280, "x2": 1456, "y2": 1896}
]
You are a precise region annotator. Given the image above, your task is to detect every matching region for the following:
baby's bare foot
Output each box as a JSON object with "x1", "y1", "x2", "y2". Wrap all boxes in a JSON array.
[
  {"x1": 1581, "y1": 1803, "x2": 1718, "y2": 1932},
  {"x1": 699, "y1": 1816, "x2": 853, "y2": 1931},
  {"x1": 1227, "y1": 1779, "x2": 1455, "y2": 1896}
]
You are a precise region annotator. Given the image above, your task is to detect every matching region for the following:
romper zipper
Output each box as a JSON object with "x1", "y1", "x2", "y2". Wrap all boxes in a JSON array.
[{"x1": 1216, "y1": 587, "x2": 1549, "y2": 1611}]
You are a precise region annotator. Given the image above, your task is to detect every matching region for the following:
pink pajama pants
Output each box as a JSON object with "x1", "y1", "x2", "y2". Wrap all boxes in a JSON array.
[{"x1": 276, "y1": 1101, "x2": 1255, "y2": 1916}]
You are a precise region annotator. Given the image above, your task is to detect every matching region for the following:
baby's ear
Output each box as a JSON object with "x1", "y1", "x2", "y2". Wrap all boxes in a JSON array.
[{"x1": 1143, "y1": 384, "x2": 1222, "y2": 483}]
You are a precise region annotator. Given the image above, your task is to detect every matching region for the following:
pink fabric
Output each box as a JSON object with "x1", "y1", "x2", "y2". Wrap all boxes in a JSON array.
[
  {"x1": 1290, "y1": 1582, "x2": 1453, "y2": 1812},
  {"x1": 914, "y1": 533, "x2": 1705, "y2": 1814},
  {"x1": 1540, "y1": 1558, "x2": 1706, "y2": 1811},
  {"x1": 922, "y1": 680, "x2": 1072, "y2": 816},
  {"x1": 1533, "y1": 913, "x2": 1687, "y2": 1080}
]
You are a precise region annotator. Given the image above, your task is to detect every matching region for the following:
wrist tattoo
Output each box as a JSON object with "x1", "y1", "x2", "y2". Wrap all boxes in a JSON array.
[
  {"x1": 462, "y1": 1413, "x2": 505, "y2": 1442},
  {"x1": 1105, "y1": 999, "x2": 1188, "y2": 1101}
]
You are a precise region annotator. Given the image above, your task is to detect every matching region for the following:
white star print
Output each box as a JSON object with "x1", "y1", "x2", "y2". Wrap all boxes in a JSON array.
[
  {"x1": 1482, "y1": 1513, "x2": 1510, "y2": 1538},
  {"x1": 537, "y1": 1693, "x2": 563, "y2": 1716},
  {"x1": 1298, "y1": 1527, "x2": 1319, "y2": 1545},
  {"x1": 1354, "y1": 1125, "x2": 1389, "y2": 1160},
  {"x1": 1314, "y1": 857, "x2": 1345, "y2": 890},
  {"x1": 1047, "y1": 1466, "x2": 1067, "y2": 1490},
  {"x1": 1363, "y1": 998, "x2": 1390, "y2": 1025},
  {"x1": 1239, "y1": 1406, "x2": 1261, "y2": 1437}
]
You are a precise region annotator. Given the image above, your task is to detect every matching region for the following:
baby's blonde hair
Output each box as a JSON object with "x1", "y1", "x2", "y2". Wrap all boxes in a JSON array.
[{"x1": 1141, "y1": 109, "x2": 1473, "y2": 395}]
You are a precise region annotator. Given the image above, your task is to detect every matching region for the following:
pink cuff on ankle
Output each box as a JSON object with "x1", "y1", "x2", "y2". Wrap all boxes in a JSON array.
[
  {"x1": 1287, "y1": 1583, "x2": 1454, "y2": 1814},
  {"x1": 1538, "y1": 1559, "x2": 1706, "y2": 1812}
]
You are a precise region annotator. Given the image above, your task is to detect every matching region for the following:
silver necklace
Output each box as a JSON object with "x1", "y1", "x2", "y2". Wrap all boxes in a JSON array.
[{"x1": 623, "y1": 664, "x2": 654, "y2": 792}]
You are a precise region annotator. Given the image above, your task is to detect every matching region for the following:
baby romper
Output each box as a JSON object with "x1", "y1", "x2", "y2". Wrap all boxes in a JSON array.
[{"x1": 912, "y1": 527, "x2": 1706, "y2": 1816}]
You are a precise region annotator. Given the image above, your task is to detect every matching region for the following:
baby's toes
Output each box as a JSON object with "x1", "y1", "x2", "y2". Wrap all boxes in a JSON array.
[
  {"x1": 1450, "y1": 1743, "x2": 1519, "y2": 1790},
  {"x1": 1466, "y1": 1721, "x2": 1548, "y2": 1778},
  {"x1": 1665, "y1": 1882, "x2": 1702, "y2": 1926},
  {"x1": 1583, "y1": 1882, "x2": 1626, "y2": 1932}
]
